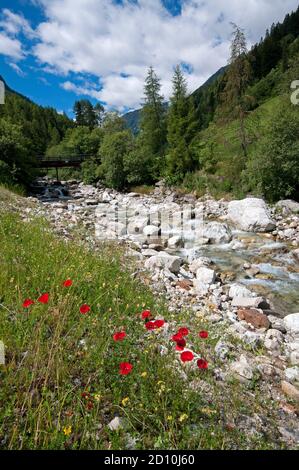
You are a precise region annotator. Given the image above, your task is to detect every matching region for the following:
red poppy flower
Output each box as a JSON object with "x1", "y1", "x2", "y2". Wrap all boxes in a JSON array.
[
  {"x1": 175, "y1": 338, "x2": 186, "y2": 350},
  {"x1": 63, "y1": 279, "x2": 73, "y2": 287},
  {"x1": 145, "y1": 321, "x2": 156, "y2": 330},
  {"x1": 38, "y1": 293, "x2": 49, "y2": 304},
  {"x1": 178, "y1": 327, "x2": 189, "y2": 337},
  {"x1": 113, "y1": 331, "x2": 127, "y2": 342},
  {"x1": 181, "y1": 351, "x2": 194, "y2": 362},
  {"x1": 154, "y1": 319, "x2": 165, "y2": 329},
  {"x1": 197, "y1": 359, "x2": 208, "y2": 369},
  {"x1": 86, "y1": 401, "x2": 94, "y2": 410},
  {"x1": 81, "y1": 392, "x2": 90, "y2": 400},
  {"x1": 80, "y1": 304, "x2": 91, "y2": 314},
  {"x1": 23, "y1": 299, "x2": 34, "y2": 308},
  {"x1": 119, "y1": 362, "x2": 133, "y2": 375},
  {"x1": 199, "y1": 330, "x2": 209, "y2": 339},
  {"x1": 141, "y1": 310, "x2": 151, "y2": 319},
  {"x1": 172, "y1": 333, "x2": 183, "y2": 342}
]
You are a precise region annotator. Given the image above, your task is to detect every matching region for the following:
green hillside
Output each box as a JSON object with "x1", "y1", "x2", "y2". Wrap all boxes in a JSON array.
[{"x1": 0, "y1": 75, "x2": 74, "y2": 187}]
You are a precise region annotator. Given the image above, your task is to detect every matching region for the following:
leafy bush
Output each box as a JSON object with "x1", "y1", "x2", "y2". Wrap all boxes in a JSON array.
[
  {"x1": 245, "y1": 100, "x2": 299, "y2": 202},
  {"x1": 98, "y1": 130, "x2": 134, "y2": 190}
]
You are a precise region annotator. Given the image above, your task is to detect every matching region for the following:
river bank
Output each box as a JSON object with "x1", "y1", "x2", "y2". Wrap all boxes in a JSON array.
[{"x1": 1, "y1": 179, "x2": 298, "y2": 448}]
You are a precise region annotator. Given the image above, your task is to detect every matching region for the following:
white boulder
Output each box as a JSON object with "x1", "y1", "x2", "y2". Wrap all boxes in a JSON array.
[
  {"x1": 230, "y1": 355, "x2": 254, "y2": 382},
  {"x1": 196, "y1": 267, "x2": 216, "y2": 285},
  {"x1": 284, "y1": 313, "x2": 299, "y2": 335},
  {"x1": 229, "y1": 283, "x2": 255, "y2": 299},
  {"x1": 201, "y1": 222, "x2": 232, "y2": 244},
  {"x1": 168, "y1": 235, "x2": 184, "y2": 249},
  {"x1": 227, "y1": 198, "x2": 276, "y2": 233},
  {"x1": 145, "y1": 254, "x2": 182, "y2": 274},
  {"x1": 143, "y1": 225, "x2": 160, "y2": 237},
  {"x1": 127, "y1": 217, "x2": 148, "y2": 234}
]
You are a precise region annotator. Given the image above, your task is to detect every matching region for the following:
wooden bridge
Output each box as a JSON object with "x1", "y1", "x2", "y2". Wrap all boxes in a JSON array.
[
  {"x1": 35, "y1": 155, "x2": 92, "y2": 168},
  {"x1": 35, "y1": 155, "x2": 92, "y2": 179}
]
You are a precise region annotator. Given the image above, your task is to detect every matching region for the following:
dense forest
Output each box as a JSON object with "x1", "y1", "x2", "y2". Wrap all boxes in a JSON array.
[
  {"x1": 0, "y1": 77, "x2": 74, "y2": 185},
  {"x1": 1, "y1": 5, "x2": 299, "y2": 201}
]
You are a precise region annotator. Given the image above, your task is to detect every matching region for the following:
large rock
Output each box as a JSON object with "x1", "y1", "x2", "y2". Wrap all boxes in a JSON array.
[
  {"x1": 229, "y1": 355, "x2": 254, "y2": 382},
  {"x1": 227, "y1": 198, "x2": 276, "y2": 233},
  {"x1": 231, "y1": 296, "x2": 270, "y2": 309},
  {"x1": 264, "y1": 329, "x2": 284, "y2": 351},
  {"x1": 168, "y1": 235, "x2": 184, "y2": 249},
  {"x1": 127, "y1": 217, "x2": 148, "y2": 235},
  {"x1": 189, "y1": 257, "x2": 211, "y2": 273},
  {"x1": 196, "y1": 267, "x2": 216, "y2": 285},
  {"x1": 237, "y1": 309, "x2": 270, "y2": 329},
  {"x1": 201, "y1": 222, "x2": 232, "y2": 244},
  {"x1": 144, "y1": 254, "x2": 182, "y2": 274},
  {"x1": 143, "y1": 225, "x2": 160, "y2": 237},
  {"x1": 229, "y1": 283, "x2": 254, "y2": 299},
  {"x1": 276, "y1": 200, "x2": 299, "y2": 215},
  {"x1": 284, "y1": 313, "x2": 299, "y2": 334}
]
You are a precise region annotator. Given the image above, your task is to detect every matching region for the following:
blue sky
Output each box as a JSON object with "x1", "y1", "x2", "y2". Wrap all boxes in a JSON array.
[{"x1": 0, "y1": 0, "x2": 298, "y2": 116}]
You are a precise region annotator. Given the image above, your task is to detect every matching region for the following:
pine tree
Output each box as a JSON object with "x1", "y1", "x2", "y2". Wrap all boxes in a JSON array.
[
  {"x1": 73, "y1": 100, "x2": 99, "y2": 129},
  {"x1": 73, "y1": 101, "x2": 84, "y2": 126},
  {"x1": 140, "y1": 66, "x2": 166, "y2": 173},
  {"x1": 222, "y1": 23, "x2": 253, "y2": 158},
  {"x1": 166, "y1": 65, "x2": 197, "y2": 179}
]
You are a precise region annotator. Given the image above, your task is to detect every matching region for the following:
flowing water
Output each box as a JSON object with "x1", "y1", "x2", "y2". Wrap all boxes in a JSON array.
[
  {"x1": 175, "y1": 232, "x2": 299, "y2": 315},
  {"x1": 32, "y1": 181, "x2": 299, "y2": 316}
]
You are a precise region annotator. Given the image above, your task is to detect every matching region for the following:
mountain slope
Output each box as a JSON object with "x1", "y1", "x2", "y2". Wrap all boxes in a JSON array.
[{"x1": 0, "y1": 76, "x2": 74, "y2": 156}]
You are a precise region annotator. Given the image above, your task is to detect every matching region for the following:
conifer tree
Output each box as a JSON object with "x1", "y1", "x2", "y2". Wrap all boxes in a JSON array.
[
  {"x1": 140, "y1": 66, "x2": 166, "y2": 173},
  {"x1": 166, "y1": 65, "x2": 197, "y2": 179},
  {"x1": 222, "y1": 24, "x2": 253, "y2": 157}
]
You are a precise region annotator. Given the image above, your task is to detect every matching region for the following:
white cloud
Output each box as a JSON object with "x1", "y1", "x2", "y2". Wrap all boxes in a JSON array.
[
  {"x1": 8, "y1": 62, "x2": 26, "y2": 77},
  {"x1": 2, "y1": 0, "x2": 299, "y2": 109},
  {"x1": 0, "y1": 32, "x2": 24, "y2": 60},
  {"x1": 0, "y1": 8, "x2": 36, "y2": 39}
]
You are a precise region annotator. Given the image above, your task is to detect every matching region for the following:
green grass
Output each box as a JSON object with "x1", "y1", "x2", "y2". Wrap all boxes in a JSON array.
[
  {"x1": 0, "y1": 183, "x2": 26, "y2": 197},
  {"x1": 0, "y1": 196, "x2": 286, "y2": 450}
]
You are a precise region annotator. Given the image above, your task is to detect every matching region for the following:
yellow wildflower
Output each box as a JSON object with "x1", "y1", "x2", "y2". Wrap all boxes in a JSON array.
[
  {"x1": 94, "y1": 394, "x2": 101, "y2": 402},
  {"x1": 63, "y1": 425, "x2": 72, "y2": 436},
  {"x1": 167, "y1": 415, "x2": 173, "y2": 421},
  {"x1": 201, "y1": 408, "x2": 217, "y2": 416},
  {"x1": 122, "y1": 397, "x2": 130, "y2": 407},
  {"x1": 179, "y1": 414, "x2": 188, "y2": 423},
  {"x1": 141, "y1": 372, "x2": 148, "y2": 378}
]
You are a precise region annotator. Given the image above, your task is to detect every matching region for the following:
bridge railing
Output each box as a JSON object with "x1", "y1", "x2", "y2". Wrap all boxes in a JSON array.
[{"x1": 36, "y1": 155, "x2": 93, "y2": 163}]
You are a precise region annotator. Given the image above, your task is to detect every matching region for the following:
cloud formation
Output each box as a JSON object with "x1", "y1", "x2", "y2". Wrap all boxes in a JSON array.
[{"x1": 0, "y1": 0, "x2": 298, "y2": 110}]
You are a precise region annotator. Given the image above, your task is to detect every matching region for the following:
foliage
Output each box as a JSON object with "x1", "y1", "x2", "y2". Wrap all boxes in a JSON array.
[
  {"x1": 73, "y1": 100, "x2": 104, "y2": 129},
  {"x1": 166, "y1": 65, "x2": 198, "y2": 180},
  {"x1": 0, "y1": 84, "x2": 73, "y2": 157},
  {"x1": 123, "y1": 136, "x2": 153, "y2": 186},
  {"x1": 140, "y1": 67, "x2": 167, "y2": 163},
  {"x1": 98, "y1": 130, "x2": 134, "y2": 190},
  {"x1": 0, "y1": 118, "x2": 36, "y2": 186},
  {"x1": 245, "y1": 100, "x2": 299, "y2": 202},
  {"x1": 219, "y1": 24, "x2": 253, "y2": 158}
]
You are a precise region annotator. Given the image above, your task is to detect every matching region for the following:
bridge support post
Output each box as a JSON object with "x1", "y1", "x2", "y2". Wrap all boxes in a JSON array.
[{"x1": 56, "y1": 167, "x2": 59, "y2": 181}]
